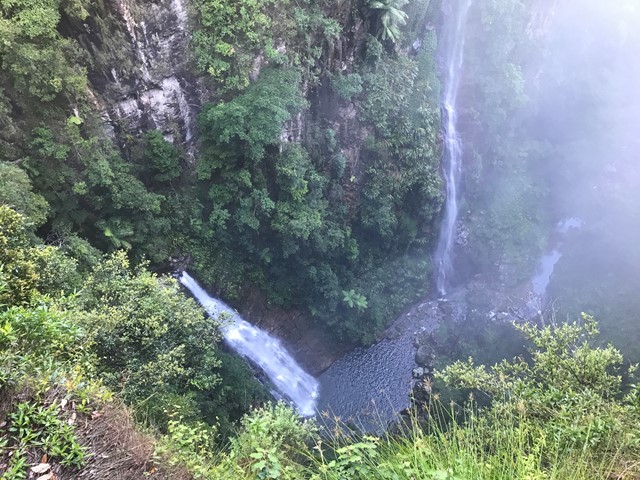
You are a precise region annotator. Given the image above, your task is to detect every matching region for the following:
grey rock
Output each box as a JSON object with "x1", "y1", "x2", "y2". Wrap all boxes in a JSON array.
[
  {"x1": 439, "y1": 301, "x2": 454, "y2": 315},
  {"x1": 413, "y1": 330, "x2": 431, "y2": 348},
  {"x1": 412, "y1": 367, "x2": 424, "y2": 378},
  {"x1": 86, "y1": 0, "x2": 200, "y2": 158},
  {"x1": 415, "y1": 345, "x2": 433, "y2": 367},
  {"x1": 385, "y1": 328, "x2": 402, "y2": 340}
]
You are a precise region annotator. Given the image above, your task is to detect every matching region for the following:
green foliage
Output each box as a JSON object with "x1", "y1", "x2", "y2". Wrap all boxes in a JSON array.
[
  {"x1": 194, "y1": 69, "x2": 311, "y2": 293},
  {"x1": 0, "y1": 0, "x2": 182, "y2": 265},
  {"x1": 0, "y1": 206, "x2": 40, "y2": 305},
  {"x1": 143, "y1": 130, "x2": 182, "y2": 183},
  {"x1": 0, "y1": 163, "x2": 49, "y2": 227},
  {"x1": 199, "y1": 68, "x2": 305, "y2": 163},
  {"x1": 146, "y1": 321, "x2": 640, "y2": 480},
  {"x1": 226, "y1": 402, "x2": 318, "y2": 479},
  {"x1": 156, "y1": 417, "x2": 220, "y2": 478},
  {"x1": 465, "y1": 164, "x2": 548, "y2": 281},
  {"x1": 193, "y1": 0, "x2": 341, "y2": 89},
  {"x1": 271, "y1": 144, "x2": 327, "y2": 245},
  {"x1": 32, "y1": 245, "x2": 83, "y2": 295},
  {"x1": 331, "y1": 73, "x2": 363, "y2": 100},
  {"x1": 193, "y1": 0, "x2": 274, "y2": 89},
  {"x1": 323, "y1": 436, "x2": 381, "y2": 479},
  {"x1": 342, "y1": 289, "x2": 368, "y2": 312},
  {"x1": 190, "y1": 23, "x2": 443, "y2": 344},
  {"x1": 0, "y1": 291, "x2": 101, "y2": 480},
  {"x1": 461, "y1": 0, "x2": 550, "y2": 283},
  {"x1": 73, "y1": 252, "x2": 222, "y2": 426},
  {"x1": 357, "y1": 49, "x2": 442, "y2": 249},
  {"x1": 368, "y1": 0, "x2": 409, "y2": 44},
  {"x1": 0, "y1": 304, "x2": 89, "y2": 391},
  {"x1": 0, "y1": 0, "x2": 88, "y2": 102},
  {"x1": 2, "y1": 0, "x2": 443, "y2": 350},
  {"x1": 25, "y1": 119, "x2": 173, "y2": 262},
  {"x1": 1, "y1": 219, "x2": 638, "y2": 480},
  {"x1": 437, "y1": 315, "x2": 639, "y2": 455},
  {"x1": 2, "y1": 401, "x2": 85, "y2": 476},
  {"x1": 206, "y1": 350, "x2": 271, "y2": 435}
]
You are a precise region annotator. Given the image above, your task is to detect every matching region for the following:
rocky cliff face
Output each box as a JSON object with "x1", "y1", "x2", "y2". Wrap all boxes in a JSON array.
[
  {"x1": 236, "y1": 287, "x2": 354, "y2": 375},
  {"x1": 65, "y1": 0, "x2": 201, "y2": 157}
]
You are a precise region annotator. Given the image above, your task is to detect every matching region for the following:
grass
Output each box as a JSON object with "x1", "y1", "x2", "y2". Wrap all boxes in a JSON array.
[
  {"x1": 298, "y1": 403, "x2": 634, "y2": 480},
  {"x1": 194, "y1": 398, "x2": 638, "y2": 480}
]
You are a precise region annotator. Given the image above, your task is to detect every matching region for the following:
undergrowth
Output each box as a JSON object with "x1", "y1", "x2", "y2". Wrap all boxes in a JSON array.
[
  {"x1": 147, "y1": 317, "x2": 640, "y2": 480},
  {"x1": 2, "y1": 202, "x2": 639, "y2": 479}
]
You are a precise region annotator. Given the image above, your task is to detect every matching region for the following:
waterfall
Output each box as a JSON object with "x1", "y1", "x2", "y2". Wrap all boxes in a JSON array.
[
  {"x1": 434, "y1": 0, "x2": 473, "y2": 296},
  {"x1": 113, "y1": 0, "x2": 151, "y2": 81},
  {"x1": 179, "y1": 272, "x2": 319, "y2": 416}
]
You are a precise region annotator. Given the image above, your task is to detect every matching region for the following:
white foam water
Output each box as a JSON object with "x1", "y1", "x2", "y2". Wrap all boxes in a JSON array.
[
  {"x1": 179, "y1": 272, "x2": 319, "y2": 416},
  {"x1": 434, "y1": 0, "x2": 473, "y2": 295}
]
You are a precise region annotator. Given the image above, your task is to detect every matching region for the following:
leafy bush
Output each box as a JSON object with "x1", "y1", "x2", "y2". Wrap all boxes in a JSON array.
[
  {"x1": 143, "y1": 130, "x2": 183, "y2": 183},
  {"x1": 198, "y1": 68, "x2": 305, "y2": 164},
  {"x1": 26, "y1": 119, "x2": 173, "y2": 262},
  {"x1": 193, "y1": 0, "x2": 274, "y2": 89},
  {"x1": 0, "y1": 206, "x2": 39, "y2": 305},
  {"x1": 226, "y1": 402, "x2": 318, "y2": 479},
  {"x1": 1, "y1": 401, "x2": 85, "y2": 477},
  {"x1": 156, "y1": 417, "x2": 220, "y2": 478},
  {"x1": 368, "y1": 0, "x2": 409, "y2": 44},
  {"x1": 437, "y1": 315, "x2": 640, "y2": 458},
  {"x1": 331, "y1": 73, "x2": 363, "y2": 100},
  {"x1": 0, "y1": 0, "x2": 88, "y2": 103},
  {"x1": 73, "y1": 252, "x2": 222, "y2": 426},
  {"x1": 0, "y1": 163, "x2": 49, "y2": 227}
]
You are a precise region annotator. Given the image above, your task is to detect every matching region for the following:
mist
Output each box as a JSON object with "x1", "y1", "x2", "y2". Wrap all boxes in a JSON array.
[{"x1": 532, "y1": 0, "x2": 640, "y2": 355}]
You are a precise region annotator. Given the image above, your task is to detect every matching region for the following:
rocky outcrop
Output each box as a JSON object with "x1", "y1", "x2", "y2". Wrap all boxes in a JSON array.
[
  {"x1": 66, "y1": 0, "x2": 201, "y2": 157},
  {"x1": 235, "y1": 287, "x2": 353, "y2": 376}
]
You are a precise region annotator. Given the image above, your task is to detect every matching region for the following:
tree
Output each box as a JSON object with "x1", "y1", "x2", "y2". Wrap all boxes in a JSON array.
[
  {"x1": 0, "y1": 206, "x2": 39, "y2": 305},
  {"x1": 198, "y1": 68, "x2": 305, "y2": 164},
  {"x1": 368, "y1": 0, "x2": 409, "y2": 44},
  {"x1": 438, "y1": 315, "x2": 638, "y2": 453},
  {"x1": 0, "y1": 0, "x2": 88, "y2": 102},
  {"x1": 0, "y1": 205, "x2": 79, "y2": 305},
  {"x1": 143, "y1": 130, "x2": 182, "y2": 183},
  {"x1": 342, "y1": 289, "x2": 368, "y2": 312},
  {"x1": 73, "y1": 253, "x2": 221, "y2": 421},
  {"x1": 0, "y1": 163, "x2": 49, "y2": 227}
]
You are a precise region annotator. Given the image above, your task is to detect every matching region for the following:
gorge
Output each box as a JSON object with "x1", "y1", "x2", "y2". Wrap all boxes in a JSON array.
[{"x1": 2, "y1": 0, "x2": 640, "y2": 477}]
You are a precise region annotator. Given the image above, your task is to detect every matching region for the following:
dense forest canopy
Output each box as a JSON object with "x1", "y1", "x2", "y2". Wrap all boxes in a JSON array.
[{"x1": 0, "y1": 0, "x2": 445, "y2": 344}]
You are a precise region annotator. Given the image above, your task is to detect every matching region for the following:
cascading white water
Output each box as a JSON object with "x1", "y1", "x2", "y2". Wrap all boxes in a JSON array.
[
  {"x1": 179, "y1": 272, "x2": 319, "y2": 416},
  {"x1": 434, "y1": 0, "x2": 473, "y2": 296}
]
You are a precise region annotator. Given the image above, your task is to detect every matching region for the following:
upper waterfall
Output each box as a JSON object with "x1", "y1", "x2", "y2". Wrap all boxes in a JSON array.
[
  {"x1": 179, "y1": 272, "x2": 319, "y2": 416},
  {"x1": 434, "y1": 0, "x2": 473, "y2": 295}
]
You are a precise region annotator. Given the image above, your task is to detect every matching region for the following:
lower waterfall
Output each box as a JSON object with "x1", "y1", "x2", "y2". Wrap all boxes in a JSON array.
[{"x1": 179, "y1": 272, "x2": 319, "y2": 416}]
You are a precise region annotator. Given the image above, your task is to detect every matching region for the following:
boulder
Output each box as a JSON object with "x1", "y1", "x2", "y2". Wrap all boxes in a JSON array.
[
  {"x1": 439, "y1": 301, "x2": 454, "y2": 315},
  {"x1": 415, "y1": 345, "x2": 433, "y2": 367},
  {"x1": 413, "y1": 330, "x2": 432, "y2": 348}
]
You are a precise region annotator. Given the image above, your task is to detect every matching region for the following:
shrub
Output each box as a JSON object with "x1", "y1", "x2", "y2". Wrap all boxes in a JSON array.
[
  {"x1": 74, "y1": 252, "x2": 222, "y2": 427},
  {"x1": 437, "y1": 315, "x2": 640, "y2": 459},
  {"x1": 331, "y1": 73, "x2": 363, "y2": 100}
]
